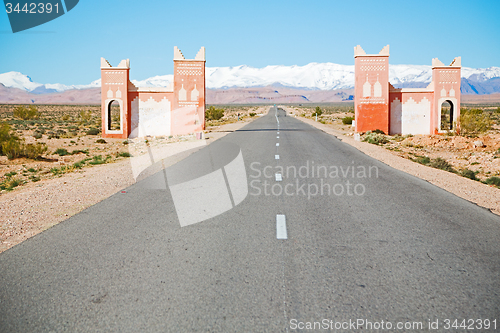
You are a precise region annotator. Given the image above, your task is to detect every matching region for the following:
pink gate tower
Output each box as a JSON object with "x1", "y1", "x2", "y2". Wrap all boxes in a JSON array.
[
  {"x1": 100, "y1": 46, "x2": 206, "y2": 139},
  {"x1": 354, "y1": 45, "x2": 461, "y2": 135}
]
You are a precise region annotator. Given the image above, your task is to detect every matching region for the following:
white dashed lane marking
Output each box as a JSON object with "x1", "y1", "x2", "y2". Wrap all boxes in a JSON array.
[
  {"x1": 276, "y1": 214, "x2": 287, "y2": 240},
  {"x1": 275, "y1": 173, "x2": 283, "y2": 182},
  {"x1": 275, "y1": 155, "x2": 280, "y2": 160}
]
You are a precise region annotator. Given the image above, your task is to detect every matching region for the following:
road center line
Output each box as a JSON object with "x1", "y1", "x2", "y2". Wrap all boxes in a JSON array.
[
  {"x1": 277, "y1": 136, "x2": 280, "y2": 139},
  {"x1": 275, "y1": 155, "x2": 280, "y2": 160},
  {"x1": 276, "y1": 214, "x2": 287, "y2": 240},
  {"x1": 276, "y1": 143, "x2": 279, "y2": 147}
]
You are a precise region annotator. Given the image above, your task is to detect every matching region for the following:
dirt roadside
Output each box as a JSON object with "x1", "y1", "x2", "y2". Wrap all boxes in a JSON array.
[{"x1": 293, "y1": 114, "x2": 500, "y2": 217}]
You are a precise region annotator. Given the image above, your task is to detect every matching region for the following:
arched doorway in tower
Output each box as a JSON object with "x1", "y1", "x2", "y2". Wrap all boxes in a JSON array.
[
  {"x1": 440, "y1": 100, "x2": 455, "y2": 131},
  {"x1": 107, "y1": 100, "x2": 121, "y2": 131}
]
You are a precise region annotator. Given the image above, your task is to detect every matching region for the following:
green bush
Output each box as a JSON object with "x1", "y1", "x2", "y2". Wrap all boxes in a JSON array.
[
  {"x1": 117, "y1": 152, "x2": 132, "y2": 158},
  {"x1": 0, "y1": 122, "x2": 13, "y2": 141},
  {"x1": 29, "y1": 175, "x2": 40, "y2": 182},
  {"x1": 54, "y1": 148, "x2": 69, "y2": 156},
  {"x1": 205, "y1": 106, "x2": 224, "y2": 121},
  {"x1": 22, "y1": 143, "x2": 47, "y2": 159},
  {"x1": 392, "y1": 134, "x2": 405, "y2": 142},
  {"x1": 342, "y1": 116, "x2": 354, "y2": 125},
  {"x1": 0, "y1": 177, "x2": 23, "y2": 191},
  {"x1": 71, "y1": 149, "x2": 89, "y2": 155},
  {"x1": 73, "y1": 158, "x2": 92, "y2": 169},
  {"x1": 460, "y1": 109, "x2": 491, "y2": 135},
  {"x1": 461, "y1": 169, "x2": 477, "y2": 181},
  {"x1": 1, "y1": 138, "x2": 21, "y2": 159},
  {"x1": 50, "y1": 167, "x2": 62, "y2": 176},
  {"x1": 430, "y1": 157, "x2": 456, "y2": 173},
  {"x1": 249, "y1": 113, "x2": 256, "y2": 117},
  {"x1": 0, "y1": 122, "x2": 20, "y2": 158},
  {"x1": 13, "y1": 105, "x2": 40, "y2": 120},
  {"x1": 89, "y1": 155, "x2": 104, "y2": 165},
  {"x1": 79, "y1": 110, "x2": 92, "y2": 123},
  {"x1": 86, "y1": 128, "x2": 100, "y2": 135},
  {"x1": 313, "y1": 106, "x2": 322, "y2": 117},
  {"x1": 47, "y1": 132, "x2": 59, "y2": 139},
  {"x1": 33, "y1": 132, "x2": 43, "y2": 139},
  {"x1": 362, "y1": 131, "x2": 388, "y2": 145},
  {"x1": 1, "y1": 135, "x2": 46, "y2": 160},
  {"x1": 89, "y1": 155, "x2": 111, "y2": 165},
  {"x1": 414, "y1": 156, "x2": 430, "y2": 165},
  {"x1": 96, "y1": 139, "x2": 107, "y2": 144},
  {"x1": 485, "y1": 176, "x2": 500, "y2": 187},
  {"x1": 73, "y1": 161, "x2": 85, "y2": 169}
]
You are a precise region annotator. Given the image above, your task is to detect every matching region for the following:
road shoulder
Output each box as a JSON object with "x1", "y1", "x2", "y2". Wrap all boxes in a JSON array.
[{"x1": 295, "y1": 115, "x2": 500, "y2": 217}]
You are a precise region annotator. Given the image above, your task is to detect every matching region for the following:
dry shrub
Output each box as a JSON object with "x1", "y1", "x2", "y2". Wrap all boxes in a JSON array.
[
  {"x1": 22, "y1": 143, "x2": 48, "y2": 159},
  {"x1": 1, "y1": 121, "x2": 47, "y2": 159},
  {"x1": 342, "y1": 116, "x2": 354, "y2": 125},
  {"x1": 13, "y1": 105, "x2": 40, "y2": 120},
  {"x1": 460, "y1": 109, "x2": 491, "y2": 135},
  {"x1": 363, "y1": 131, "x2": 388, "y2": 145},
  {"x1": 430, "y1": 157, "x2": 456, "y2": 173},
  {"x1": 206, "y1": 106, "x2": 224, "y2": 121}
]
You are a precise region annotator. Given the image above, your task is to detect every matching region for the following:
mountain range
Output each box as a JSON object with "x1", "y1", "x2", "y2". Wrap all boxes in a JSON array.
[{"x1": 0, "y1": 62, "x2": 499, "y2": 104}]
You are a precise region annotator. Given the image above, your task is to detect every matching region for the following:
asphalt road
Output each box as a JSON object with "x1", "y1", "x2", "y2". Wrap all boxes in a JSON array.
[{"x1": 1, "y1": 107, "x2": 499, "y2": 332}]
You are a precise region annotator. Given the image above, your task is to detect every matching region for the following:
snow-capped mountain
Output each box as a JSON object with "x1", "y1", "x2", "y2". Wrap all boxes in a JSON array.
[
  {"x1": 206, "y1": 63, "x2": 355, "y2": 90},
  {"x1": 131, "y1": 75, "x2": 173, "y2": 88},
  {"x1": 1, "y1": 63, "x2": 500, "y2": 93},
  {"x1": 0, "y1": 72, "x2": 101, "y2": 94},
  {"x1": 134, "y1": 63, "x2": 500, "y2": 91}
]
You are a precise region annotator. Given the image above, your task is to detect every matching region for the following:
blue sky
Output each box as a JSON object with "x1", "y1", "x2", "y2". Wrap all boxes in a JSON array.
[{"x1": 1, "y1": 0, "x2": 499, "y2": 85}]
